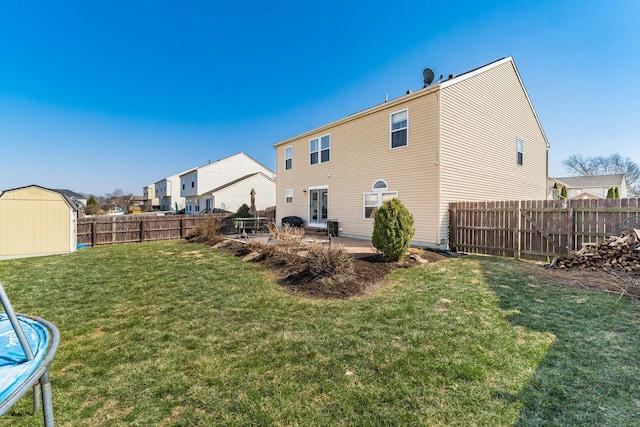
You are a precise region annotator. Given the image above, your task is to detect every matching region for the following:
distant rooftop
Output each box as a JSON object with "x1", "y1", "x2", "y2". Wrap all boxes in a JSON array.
[
  {"x1": 552, "y1": 174, "x2": 626, "y2": 188},
  {"x1": 53, "y1": 189, "x2": 86, "y2": 199}
]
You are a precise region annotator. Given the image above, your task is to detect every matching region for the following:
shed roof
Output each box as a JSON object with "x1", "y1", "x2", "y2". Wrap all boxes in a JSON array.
[{"x1": 0, "y1": 185, "x2": 80, "y2": 212}]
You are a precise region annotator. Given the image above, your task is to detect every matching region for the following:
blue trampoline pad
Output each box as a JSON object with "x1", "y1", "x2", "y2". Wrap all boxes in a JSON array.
[{"x1": 0, "y1": 314, "x2": 51, "y2": 404}]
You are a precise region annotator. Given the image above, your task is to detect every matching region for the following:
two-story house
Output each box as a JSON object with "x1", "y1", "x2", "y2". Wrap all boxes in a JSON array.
[
  {"x1": 180, "y1": 152, "x2": 276, "y2": 214},
  {"x1": 155, "y1": 173, "x2": 186, "y2": 213},
  {"x1": 274, "y1": 56, "x2": 549, "y2": 248},
  {"x1": 142, "y1": 184, "x2": 160, "y2": 211}
]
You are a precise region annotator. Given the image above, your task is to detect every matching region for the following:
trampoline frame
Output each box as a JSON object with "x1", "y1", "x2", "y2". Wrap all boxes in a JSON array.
[{"x1": 0, "y1": 283, "x2": 60, "y2": 427}]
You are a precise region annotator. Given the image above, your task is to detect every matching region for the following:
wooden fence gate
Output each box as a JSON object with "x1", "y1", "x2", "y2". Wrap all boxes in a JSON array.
[{"x1": 449, "y1": 198, "x2": 640, "y2": 260}]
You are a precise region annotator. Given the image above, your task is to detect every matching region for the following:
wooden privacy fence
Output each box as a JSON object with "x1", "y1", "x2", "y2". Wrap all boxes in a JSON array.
[
  {"x1": 77, "y1": 213, "x2": 234, "y2": 247},
  {"x1": 449, "y1": 198, "x2": 640, "y2": 260}
]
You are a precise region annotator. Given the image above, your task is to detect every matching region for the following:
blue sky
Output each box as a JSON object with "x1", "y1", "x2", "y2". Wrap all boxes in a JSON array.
[{"x1": 1, "y1": 0, "x2": 638, "y2": 196}]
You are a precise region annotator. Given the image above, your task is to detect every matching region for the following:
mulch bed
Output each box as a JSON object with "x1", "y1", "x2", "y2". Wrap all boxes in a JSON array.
[
  {"x1": 185, "y1": 234, "x2": 640, "y2": 302},
  {"x1": 185, "y1": 235, "x2": 448, "y2": 299}
]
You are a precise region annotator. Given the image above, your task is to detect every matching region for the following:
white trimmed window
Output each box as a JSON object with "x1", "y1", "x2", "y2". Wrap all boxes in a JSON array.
[
  {"x1": 285, "y1": 188, "x2": 293, "y2": 204},
  {"x1": 391, "y1": 109, "x2": 408, "y2": 148},
  {"x1": 310, "y1": 134, "x2": 330, "y2": 165},
  {"x1": 285, "y1": 146, "x2": 293, "y2": 170},
  {"x1": 517, "y1": 137, "x2": 524, "y2": 165},
  {"x1": 364, "y1": 180, "x2": 397, "y2": 219}
]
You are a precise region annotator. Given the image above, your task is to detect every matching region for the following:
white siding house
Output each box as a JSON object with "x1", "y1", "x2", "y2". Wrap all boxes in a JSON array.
[
  {"x1": 142, "y1": 184, "x2": 160, "y2": 211},
  {"x1": 155, "y1": 173, "x2": 186, "y2": 212},
  {"x1": 180, "y1": 152, "x2": 275, "y2": 214},
  {"x1": 549, "y1": 174, "x2": 628, "y2": 200},
  {"x1": 201, "y1": 172, "x2": 276, "y2": 213}
]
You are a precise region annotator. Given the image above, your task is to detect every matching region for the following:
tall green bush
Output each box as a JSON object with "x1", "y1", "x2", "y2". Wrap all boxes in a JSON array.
[
  {"x1": 560, "y1": 186, "x2": 568, "y2": 200},
  {"x1": 606, "y1": 187, "x2": 614, "y2": 199},
  {"x1": 371, "y1": 198, "x2": 415, "y2": 261},
  {"x1": 236, "y1": 203, "x2": 251, "y2": 218}
]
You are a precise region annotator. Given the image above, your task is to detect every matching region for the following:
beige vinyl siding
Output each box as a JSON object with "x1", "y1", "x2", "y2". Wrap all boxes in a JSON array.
[
  {"x1": 276, "y1": 91, "x2": 440, "y2": 244},
  {"x1": 439, "y1": 60, "x2": 548, "y2": 241},
  {"x1": 0, "y1": 187, "x2": 76, "y2": 258}
]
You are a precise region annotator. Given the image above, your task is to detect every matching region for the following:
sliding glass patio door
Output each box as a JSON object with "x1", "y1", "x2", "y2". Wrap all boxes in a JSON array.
[{"x1": 309, "y1": 188, "x2": 328, "y2": 225}]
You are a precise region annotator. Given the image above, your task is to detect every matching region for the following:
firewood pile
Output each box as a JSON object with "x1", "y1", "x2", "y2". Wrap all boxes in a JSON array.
[{"x1": 552, "y1": 229, "x2": 640, "y2": 272}]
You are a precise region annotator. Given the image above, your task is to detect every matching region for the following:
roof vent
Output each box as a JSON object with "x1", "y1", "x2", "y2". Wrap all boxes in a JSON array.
[{"x1": 448, "y1": 74, "x2": 456, "y2": 80}]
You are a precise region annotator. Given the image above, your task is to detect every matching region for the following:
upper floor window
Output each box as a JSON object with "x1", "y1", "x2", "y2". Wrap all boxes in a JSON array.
[
  {"x1": 285, "y1": 146, "x2": 293, "y2": 170},
  {"x1": 517, "y1": 138, "x2": 524, "y2": 165},
  {"x1": 391, "y1": 109, "x2": 408, "y2": 148},
  {"x1": 310, "y1": 134, "x2": 330, "y2": 165}
]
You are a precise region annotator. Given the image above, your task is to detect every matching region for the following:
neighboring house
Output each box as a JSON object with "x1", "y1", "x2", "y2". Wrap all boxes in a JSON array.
[
  {"x1": 180, "y1": 152, "x2": 276, "y2": 214},
  {"x1": 549, "y1": 174, "x2": 628, "y2": 200},
  {"x1": 0, "y1": 185, "x2": 79, "y2": 259},
  {"x1": 200, "y1": 172, "x2": 276, "y2": 213},
  {"x1": 155, "y1": 173, "x2": 186, "y2": 212},
  {"x1": 274, "y1": 56, "x2": 549, "y2": 248},
  {"x1": 142, "y1": 184, "x2": 160, "y2": 211},
  {"x1": 53, "y1": 189, "x2": 87, "y2": 208}
]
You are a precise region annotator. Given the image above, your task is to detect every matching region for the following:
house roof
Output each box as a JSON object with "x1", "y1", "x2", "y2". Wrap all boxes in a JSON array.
[
  {"x1": 179, "y1": 152, "x2": 275, "y2": 178},
  {"x1": 154, "y1": 172, "x2": 186, "y2": 186},
  {"x1": 274, "y1": 56, "x2": 549, "y2": 149},
  {"x1": 53, "y1": 189, "x2": 86, "y2": 200},
  {"x1": 201, "y1": 172, "x2": 275, "y2": 195},
  {"x1": 568, "y1": 192, "x2": 602, "y2": 200},
  {"x1": 552, "y1": 174, "x2": 626, "y2": 188}
]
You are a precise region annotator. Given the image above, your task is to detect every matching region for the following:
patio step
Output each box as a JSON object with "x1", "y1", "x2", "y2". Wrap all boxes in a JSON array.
[{"x1": 304, "y1": 227, "x2": 328, "y2": 235}]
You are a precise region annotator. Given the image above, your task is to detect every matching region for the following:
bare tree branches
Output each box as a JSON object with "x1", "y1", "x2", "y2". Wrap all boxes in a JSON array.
[{"x1": 563, "y1": 153, "x2": 640, "y2": 196}]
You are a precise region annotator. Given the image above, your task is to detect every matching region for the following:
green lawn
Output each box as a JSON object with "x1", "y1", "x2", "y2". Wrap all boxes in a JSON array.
[{"x1": 0, "y1": 241, "x2": 638, "y2": 426}]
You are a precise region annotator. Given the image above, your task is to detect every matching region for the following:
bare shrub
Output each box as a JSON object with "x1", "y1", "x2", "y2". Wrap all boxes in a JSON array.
[
  {"x1": 269, "y1": 223, "x2": 305, "y2": 262},
  {"x1": 247, "y1": 240, "x2": 281, "y2": 259},
  {"x1": 306, "y1": 244, "x2": 354, "y2": 280},
  {"x1": 186, "y1": 217, "x2": 221, "y2": 242}
]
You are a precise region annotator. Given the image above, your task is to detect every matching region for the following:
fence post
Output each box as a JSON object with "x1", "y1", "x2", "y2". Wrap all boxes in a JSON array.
[
  {"x1": 180, "y1": 217, "x2": 186, "y2": 238},
  {"x1": 513, "y1": 201, "x2": 520, "y2": 260},
  {"x1": 448, "y1": 203, "x2": 456, "y2": 250},
  {"x1": 91, "y1": 220, "x2": 97, "y2": 247},
  {"x1": 140, "y1": 218, "x2": 146, "y2": 243},
  {"x1": 111, "y1": 217, "x2": 117, "y2": 244},
  {"x1": 566, "y1": 201, "x2": 574, "y2": 254}
]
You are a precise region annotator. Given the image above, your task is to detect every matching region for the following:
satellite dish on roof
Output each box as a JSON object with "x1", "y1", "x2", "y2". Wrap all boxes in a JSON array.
[{"x1": 423, "y1": 68, "x2": 435, "y2": 87}]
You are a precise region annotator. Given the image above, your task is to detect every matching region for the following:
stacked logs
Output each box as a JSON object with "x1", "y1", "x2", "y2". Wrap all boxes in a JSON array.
[{"x1": 552, "y1": 229, "x2": 640, "y2": 272}]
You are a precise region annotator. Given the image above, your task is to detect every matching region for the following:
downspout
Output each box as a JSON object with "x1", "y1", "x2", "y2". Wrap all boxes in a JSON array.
[{"x1": 436, "y1": 88, "x2": 444, "y2": 249}]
